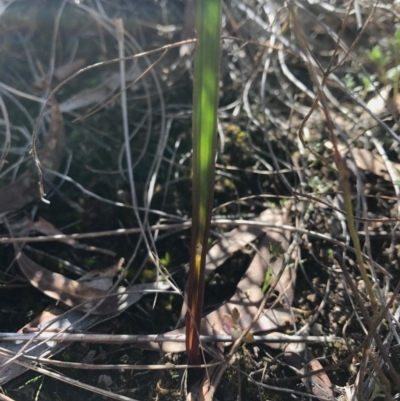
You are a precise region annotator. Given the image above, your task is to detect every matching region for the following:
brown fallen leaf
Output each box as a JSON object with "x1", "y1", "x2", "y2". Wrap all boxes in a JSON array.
[
  {"x1": 0, "y1": 264, "x2": 171, "y2": 385},
  {"x1": 178, "y1": 208, "x2": 286, "y2": 324},
  {"x1": 9, "y1": 216, "x2": 76, "y2": 247},
  {"x1": 205, "y1": 208, "x2": 278, "y2": 274},
  {"x1": 13, "y1": 245, "x2": 124, "y2": 315},
  {"x1": 361, "y1": 86, "x2": 400, "y2": 130},
  {"x1": 306, "y1": 358, "x2": 334, "y2": 400},
  {"x1": 325, "y1": 141, "x2": 400, "y2": 182},
  {"x1": 142, "y1": 205, "x2": 295, "y2": 354},
  {"x1": 9, "y1": 216, "x2": 115, "y2": 256},
  {"x1": 346, "y1": 147, "x2": 395, "y2": 182},
  {"x1": 269, "y1": 340, "x2": 334, "y2": 401},
  {"x1": 143, "y1": 204, "x2": 330, "y2": 401},
  {"x1": 184, "y1": 205, "x2": 296, "y2": 401},
  {"x1": 0, "y1": 259, "x2": 123, "y2": 384}
]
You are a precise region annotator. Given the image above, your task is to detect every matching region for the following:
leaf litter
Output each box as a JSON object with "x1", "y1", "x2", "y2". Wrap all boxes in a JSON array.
[{"x1": 1, "y1": 1, "x2": 400, "y2": 400}]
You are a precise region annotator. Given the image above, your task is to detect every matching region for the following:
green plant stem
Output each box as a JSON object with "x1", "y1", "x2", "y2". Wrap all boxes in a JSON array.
[{"x1": 186, "y1": 0, "x2": 222, "y2": 364}]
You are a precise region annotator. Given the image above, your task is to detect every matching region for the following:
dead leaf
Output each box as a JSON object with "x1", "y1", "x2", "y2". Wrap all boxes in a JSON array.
[
  {"x1": 0, "y1": 258, "x2": 124, "y2": 384},
  {"x1": 272, "y1": 341, "x2": 334, "y2": 401},
  {"x1": 306, "y1": 358, "x2": 334, "y2": 400},
  {"x1": 179, "y1": 208, "x2": 289, "y2": 323},
  {"x1": 0, "y1": 267, "x2": 171, "y2": 385},
  {"x1": 361, "y1": 86, "x2": 400, "y2": 130},
  {"x1": 205, "y1": 208, "x2": 279, "y2": 275},
  {"x1": 13, "y1": 246, "x2": 123, "y2": 315},
  {"x1": 8, "y1": 216, "x2": 115, "y2": 256},
  {"x1": 152, "y1": 204, "x2": 329, "y2": 401},
  {"x1": 9, "y1": 216, "x2": 76, "y2": 247},
  {"x1": 142, "y1": 205, "x2": 295, "y2": 354},
  {"x1": 325, "y1": 141, "x2": 400, "y2": 182},
  {"x1": 347, "y1": 147, "x2": 396, "y2": 181}
]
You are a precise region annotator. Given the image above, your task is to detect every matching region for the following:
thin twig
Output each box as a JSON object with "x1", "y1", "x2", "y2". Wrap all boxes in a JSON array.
[{"x1": 0, "y1": 333, "x2": 342, "y2": 344}]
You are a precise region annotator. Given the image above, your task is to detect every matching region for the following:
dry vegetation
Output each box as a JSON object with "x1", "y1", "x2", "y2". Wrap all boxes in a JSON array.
[{"x1": 1, "y1": 0, "x2": 400, "y2": 400}]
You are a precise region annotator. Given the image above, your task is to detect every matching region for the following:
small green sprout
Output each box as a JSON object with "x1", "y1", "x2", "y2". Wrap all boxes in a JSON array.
[
  {"x1": 367, "y1": 45, "x2": 389, "y2": 66},
  {"x1": 261, "y1": 266, "x2": 272, "y2": 293},
  {"x1": 269, "y1": 241, "x2": 283, "y2": 263}
]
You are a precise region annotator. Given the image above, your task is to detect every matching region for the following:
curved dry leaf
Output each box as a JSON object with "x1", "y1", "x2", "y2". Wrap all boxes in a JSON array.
[
  {"x1": 184, "y1": 205, "x2": 296, "y2": 401},
  {"x1": 180, "y1": 206, "x2": 292, "y2": 320},
  {"x1": 361, "y1": 86, "x2": 400, "y2": 130},
  {"x1": 281, "y1": 342, "x2": 334, "y2": 401},
  {"x1": 0, "y1": 271, "x2": 171, "y2": 385},
  {"x1": 13, "y1": 246, "x2": 122, "y2": 315},
  {"x1": 205, "y1": 224, "x2": 264, "y2": 274},
  {"x1": 306, "y1": 358, "x2": 334, "y2": 401},
  {"x1": 205, "y1": 208, "x2": 281, "y2": 274},
  {"x1": 11, "y1": 216, "x2": 77, "y2": 247},
  {"x1": 347, "y1": 147, "x2": 395, "y2": 181},
  {"x1": 325, "y1": 141, "x2": 400, "y2": 182},
  {"x1": 144, "y1": 205, "x2": 296, "y2": 353}
]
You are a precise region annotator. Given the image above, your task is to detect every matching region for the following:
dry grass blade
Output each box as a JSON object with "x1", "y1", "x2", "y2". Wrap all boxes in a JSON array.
[
  {"x1": 0, "y1": 332, "x2": 342, "y2": 345},
  {"x1": 0, "y1": 95, "x2": 11, "y2": 172},
  {"x1": 0, "y1": 98, "x2": 64, "y2": 214},
  {"x1": 3, "y1": 353, "x2": 141, "y2": 401},
  {"x1": 334, "y1": 251, "x2": 400, "y2": 387}
]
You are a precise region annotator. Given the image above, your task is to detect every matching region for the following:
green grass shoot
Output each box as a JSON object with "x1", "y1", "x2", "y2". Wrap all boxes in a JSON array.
[{"x1": 185, "y1": 0, "x2": 222, "y2": 364}]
